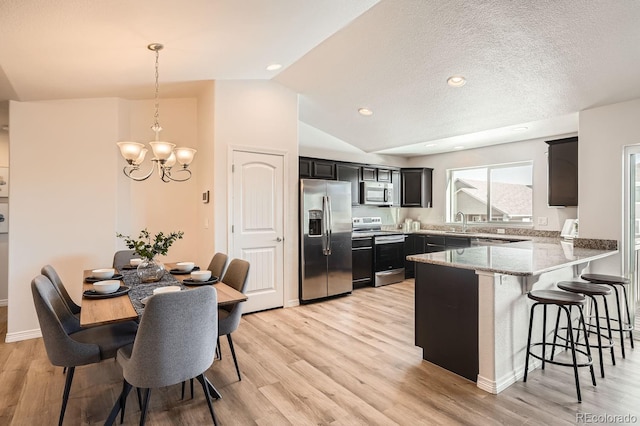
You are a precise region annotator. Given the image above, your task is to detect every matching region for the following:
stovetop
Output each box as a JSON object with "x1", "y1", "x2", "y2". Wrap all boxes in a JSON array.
[{"x1": 352, "y1": 217, "x2": 404, "y2": 238}]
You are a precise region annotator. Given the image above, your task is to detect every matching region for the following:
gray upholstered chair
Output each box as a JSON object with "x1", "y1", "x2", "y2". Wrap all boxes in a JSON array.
[
  {"x1": 31, "y1": 275, "x2": 138, "y2": 426},
  {"x1": 112, "y1": 249, "x2": 137, "y2": 271},
  {"x1": 40, "y1": 265, "x2": 80, "y2": 334},
  {"x1": 218, "y1": 258, "x2": 250, "y2": 381},
  {"x1": 105, "y1": 286, "x2": 219, "y2": 425},
  {"x1": 41, "y1": 264, "x2": 81, "y2": 326},
  {"x1": 207, "y1": 252, "x2": 228, "y2": 281}
]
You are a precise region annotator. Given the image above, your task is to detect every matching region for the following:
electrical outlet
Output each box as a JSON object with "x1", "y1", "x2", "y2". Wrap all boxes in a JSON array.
[
  {"x1": 537, "y1": 217, "x2": 548, "y2": 226},
  {"x1": 496, "y1": 228, "x2": 505, "y2": 234}
]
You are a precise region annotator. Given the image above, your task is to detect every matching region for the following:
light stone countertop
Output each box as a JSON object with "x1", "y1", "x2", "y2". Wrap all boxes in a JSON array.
[{"x1": 406, "y1": 240, "x2": 617, "y2": 276}]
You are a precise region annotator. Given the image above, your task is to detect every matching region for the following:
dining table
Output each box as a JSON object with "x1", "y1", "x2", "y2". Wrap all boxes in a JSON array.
[
  {"x1": 80, "y1": 262, "x2": 247, "y2": 328},
  {"x1": 79, "y1": 262, "x2": 246, "y2": 400}
]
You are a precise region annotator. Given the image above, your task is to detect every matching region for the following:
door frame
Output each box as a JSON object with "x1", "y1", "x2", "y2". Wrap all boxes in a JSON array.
[
  {"x1": 227, "y1": 144, "x2": 293, "y2": 308},
  {"x1": 623, "y1": 144, "x2": 639, "y2": 331}
]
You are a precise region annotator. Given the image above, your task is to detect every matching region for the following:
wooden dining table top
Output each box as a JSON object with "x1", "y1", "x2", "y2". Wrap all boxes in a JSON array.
[{"x1": 80, "y1": 262, "x2": 247, "y2": 328}]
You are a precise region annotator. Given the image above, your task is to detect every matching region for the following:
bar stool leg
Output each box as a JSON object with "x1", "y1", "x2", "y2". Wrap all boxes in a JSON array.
[
  {"x1": 611, "y1": 286, "x2": 627, "y2": 358},
  {"x1": 523, "y1": 303, "x2": 537, "y2": 382},
  {"x1": 620, "y1": 284, "x2": 635, "y2": 348},
  {"x1": 550, "y1": 306, "x2": 562, "y2": 361},
  {"x1": 542, "y1": 305, "x2": 547, "y2": 370},
  {"x1": 578, "y1": 305, "x2": 597, "y2": 387},
  {"x1": 588, "y1": 295, "x2": 605, "y2": 378},
  {"x1": 602, "y1": 295, "x2": 616, "y2": 366},
  {"x1": 563, "y1": 305, "x2": 582, "y2": 402}
]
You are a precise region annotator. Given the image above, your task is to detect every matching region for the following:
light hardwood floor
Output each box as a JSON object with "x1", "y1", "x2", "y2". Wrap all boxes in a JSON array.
[{"x1": 1, "y1": 280, "x2": 639, "y2": 425}]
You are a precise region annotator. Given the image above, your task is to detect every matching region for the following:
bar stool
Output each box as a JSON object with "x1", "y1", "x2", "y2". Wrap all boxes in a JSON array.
[
  {"x1": 556, "y1": 281, "x2": 615, "y2": 378},
  {"x1": 524, "y1": 289, "x2": 596, "y2": 402},
  {"x1": 581, "y1": 273, "x2": 635, "y2": 358}
]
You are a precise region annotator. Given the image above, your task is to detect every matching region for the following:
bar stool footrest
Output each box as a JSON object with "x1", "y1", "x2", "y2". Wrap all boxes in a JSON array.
[{"x1": 528, "y1": 342, "x2": 593, "y2": 368}]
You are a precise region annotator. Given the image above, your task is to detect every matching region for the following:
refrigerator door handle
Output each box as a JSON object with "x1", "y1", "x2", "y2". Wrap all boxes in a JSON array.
[
  {"x1": 321, "y1": 196, "x2": 330, "y2": 256},
  {"x1": 326, "y1": 195, "x2": 333, "y2": 255}
]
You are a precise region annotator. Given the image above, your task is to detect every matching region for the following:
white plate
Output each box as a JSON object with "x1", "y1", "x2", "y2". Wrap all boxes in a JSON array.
[{"x1": 152, "y1": 285, "x2": 181, "y2": 295}]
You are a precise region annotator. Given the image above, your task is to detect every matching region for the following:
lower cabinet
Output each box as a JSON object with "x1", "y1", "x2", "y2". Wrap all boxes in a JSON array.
[
  {"x1": 404, "y1": 234, "x2": 426, "y2": 278},
  {"x1": 352, "y1": 237, "x2": 373, "y2": 287}
]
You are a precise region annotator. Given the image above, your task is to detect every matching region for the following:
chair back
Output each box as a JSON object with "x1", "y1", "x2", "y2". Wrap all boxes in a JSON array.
[
  {"x1": 31, "y1": 275, "x2": 100, "y2": 367},
  {"x1": 41, "y1": 264, "x2": 81, "y2": 316},
  {"x1": 112, "y1": 250, "x2": 137, "y2": 271},
  {"x1": 121, "y1": 286, "x2": 218, "y2": 389},
  {"x1": 218, "y1": 259, "x2": 250, "y2": 335},
  {"x1": 207, "y1": 252, "x2": 228, "y2": 280}
]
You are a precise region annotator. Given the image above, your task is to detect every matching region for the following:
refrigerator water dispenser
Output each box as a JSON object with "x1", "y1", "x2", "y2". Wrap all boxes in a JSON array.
[{"x1": 308, "y1": 210, "x2": 323, "y2": 236}]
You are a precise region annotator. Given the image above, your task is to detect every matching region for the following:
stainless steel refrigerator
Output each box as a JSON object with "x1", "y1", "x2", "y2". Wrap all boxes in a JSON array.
[{"x1": 300, "y1": 179, "x2": 353, "y2": 301}]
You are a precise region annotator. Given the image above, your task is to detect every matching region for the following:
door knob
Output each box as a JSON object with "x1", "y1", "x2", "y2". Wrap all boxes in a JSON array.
[{"x1": 276, "y1": 237, "x2": 283, "y2": 242}]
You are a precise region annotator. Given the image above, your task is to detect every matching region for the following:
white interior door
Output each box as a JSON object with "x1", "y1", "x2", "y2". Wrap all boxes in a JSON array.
[{"x1": 231, "y1": 150, "x2": 284, "y2": 313}]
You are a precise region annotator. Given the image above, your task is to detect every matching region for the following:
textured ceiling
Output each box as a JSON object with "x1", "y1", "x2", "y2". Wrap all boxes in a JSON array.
[{"x1": 1, "y1": 0, "x2": 639, "y2": 155}]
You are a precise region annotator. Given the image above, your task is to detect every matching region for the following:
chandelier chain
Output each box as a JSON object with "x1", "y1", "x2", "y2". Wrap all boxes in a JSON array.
[{"x1": 152, "y1": 45, "x2": 162, "y2": 137}]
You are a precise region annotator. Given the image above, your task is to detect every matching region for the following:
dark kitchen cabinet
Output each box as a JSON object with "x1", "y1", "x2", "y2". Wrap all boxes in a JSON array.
[
  {"x1": 404, "y1": 234, "x2": 426, "y2": 278},
  {"x1": 352, "y1": 237, "x2": 373, "y2": 287},
  {"x1": 401, "y1": 168, "x2": 433, "y2": 207},
  {"x1": 391, "y1": 170, "x2": 401, "y2": 207},
  {"x1": 362, "y1": 166, "x2": 377, "y2": 181},
  {"x1": 445, "y1": 236, "x2": 471, "y2": 248},
  {"x1": 547, "y1": 136, "x2": 578, "y2": 206},
  {"x1": 299, "y1": 158, "x2": 336, "y2": 180},
  {"x1": 336, "y1": 163, "x2": 361, "y2": 206},
  {"x1": 426, "y1": 235, "x2": 446, "y2": 252}
]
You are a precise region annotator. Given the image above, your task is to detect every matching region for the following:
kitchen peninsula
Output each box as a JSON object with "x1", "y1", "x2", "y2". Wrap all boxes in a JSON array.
[{"x1": 407, "y1": 238, "x2": 617, "y2": 394}]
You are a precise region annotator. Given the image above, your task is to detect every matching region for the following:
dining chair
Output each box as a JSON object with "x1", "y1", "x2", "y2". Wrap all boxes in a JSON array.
[
  {"x1": 105, "y1": 286, "x2": 219, "y2": 426},
  {"x1": 112, "y1": 249, "x2": 137, "y2": 271},
  {"x1": 31, "y1": 275, "x2": 138, "y2": 426},
  {"x1": 218, "y1": 258, "x2": 250, "y2": 381},
  {"x1": 40, "y1": 264, "x2": 82, "y2": 334},
  {"x1": 207, "y1": 252, "x2": 228, "y2": 280}
]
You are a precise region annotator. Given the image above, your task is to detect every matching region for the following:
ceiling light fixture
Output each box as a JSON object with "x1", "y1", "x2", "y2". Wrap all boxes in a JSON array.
[
  {"x1": 447, "y1": 75, "x2": 466, "y2": 87},
  {"x1": 424, "y1": 143, "x2": 437, "y2": 147},
  {"x1": 511, "y1": 126, "x2": 529, "y2": 132},
  {"x1": 454, "y1": 146, "x2": 465, "y2": 150},
  {"x1": 266, "y1": 63, "x2": 282, "y2": 71},
  {"x1": 117, "y1": 43, "x2": 196, "y2": 182},
  {"x1": 358, "y1": 107, "x2": 373, "y2": 116}
]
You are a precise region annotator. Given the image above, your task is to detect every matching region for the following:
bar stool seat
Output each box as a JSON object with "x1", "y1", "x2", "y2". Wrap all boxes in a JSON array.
[
  {"x1": 581, "y1": 273, "x2": 634, "y2": 358},
  {"x1": 524, "y1": 289, "x2": 596, "y2": 402},
  {"x1": 556, "y1": 281, "x2": 615, "y2": 378}
]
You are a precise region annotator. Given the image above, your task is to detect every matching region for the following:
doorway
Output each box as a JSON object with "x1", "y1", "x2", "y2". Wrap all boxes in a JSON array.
[
  {"x1": 623, "y1": 145, "x2": 639, "y2": 331},
  {"x1": 230, "y1": 149, "x2": 285, "y2": 313}
]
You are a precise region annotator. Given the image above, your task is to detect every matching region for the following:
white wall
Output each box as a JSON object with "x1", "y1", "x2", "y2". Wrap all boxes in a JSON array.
[
  {"x1": 6, "y1": 96, "x2": 201, "y2": 340},
  {"x1": 405, "y1": 136, "x2": 578, "y2": 231},
  {"x1": 8, "y1": 98, "x2": 121, "y2": 339},
  {"x1": 212, "y1": 80, "x2": 299, "y2": 306},
  {"x1": 579, "y1": 98, "x2": 640, "y2": 274}
]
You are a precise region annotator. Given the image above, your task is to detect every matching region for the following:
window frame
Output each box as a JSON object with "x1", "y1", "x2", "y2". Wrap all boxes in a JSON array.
[{"x1": 446, "y1": 161, "x2": 534, "y2": 226}]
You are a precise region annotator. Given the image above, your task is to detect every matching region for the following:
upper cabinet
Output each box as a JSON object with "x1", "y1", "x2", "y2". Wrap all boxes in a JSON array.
[
  {"x1": 299, "y1": 158, "x2": 336, "y2": 180},
  {"x1": 336, "y1": 163, "x2": 361, "y2": 206},
  {"x1": 401, "y1": 168, "x2": 433, "y2": 208},
  {"x1": 547, "y1": 137, "x2": 578, "y2": 207}
]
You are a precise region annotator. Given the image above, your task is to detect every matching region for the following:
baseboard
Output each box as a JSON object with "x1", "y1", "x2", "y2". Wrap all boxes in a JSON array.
[
  {"x1": 5, "y1": 328, "x2": 42, "y2": 343},
  {"x1": 285, "y1": 299, "x2": 300, "y2": 308},
  {"x1": 0, "y1": 299, "x2": 7, "y2": 307},
  {"x1": 477, "y1": 359, "x2": 542, "y2": 394}
]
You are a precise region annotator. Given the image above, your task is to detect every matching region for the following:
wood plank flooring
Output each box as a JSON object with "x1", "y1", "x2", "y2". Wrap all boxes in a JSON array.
[{"x1": 1, "y1": 280, "x2": 640, "y2": 425}]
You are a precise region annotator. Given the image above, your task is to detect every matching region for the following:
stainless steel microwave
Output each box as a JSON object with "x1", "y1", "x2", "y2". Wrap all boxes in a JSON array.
[{"x1": 360, "y1": 181, "x2": 393, "y2": 206}]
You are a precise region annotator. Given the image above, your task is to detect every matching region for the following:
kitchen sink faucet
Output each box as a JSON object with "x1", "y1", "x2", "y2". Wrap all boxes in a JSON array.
[{"x1": 455, "y1": 211, "x2": 467, "y2": 232}]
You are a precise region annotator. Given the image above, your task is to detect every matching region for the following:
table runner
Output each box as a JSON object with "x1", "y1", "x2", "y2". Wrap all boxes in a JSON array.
[{"x1": 120, "y1": 269, "x2": 188, "y2": 316}]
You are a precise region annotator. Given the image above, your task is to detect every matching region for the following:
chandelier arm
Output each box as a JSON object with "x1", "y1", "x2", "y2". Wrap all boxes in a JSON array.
[
  {"x1": 163, "y1": 167, "x2": 193, "y2": 183},
  {"x1": 123, "y1": 164, "x2": 156, "y2": 181}
]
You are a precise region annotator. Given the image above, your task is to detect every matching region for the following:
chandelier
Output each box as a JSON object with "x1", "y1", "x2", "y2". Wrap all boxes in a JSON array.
[{"x1": 117, "y1": 43, "x2": 196, "y2": 182}]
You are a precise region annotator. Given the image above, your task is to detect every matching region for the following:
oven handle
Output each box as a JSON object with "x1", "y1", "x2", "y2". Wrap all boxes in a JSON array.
[{"x1": 374, "y1": 235, "x2": 406, "y2": 244}]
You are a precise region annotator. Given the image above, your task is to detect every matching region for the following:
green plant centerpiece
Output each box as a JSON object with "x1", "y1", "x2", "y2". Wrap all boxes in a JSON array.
[{"x1": 117, "y1": 229, "x2": 184, "y2": 283}]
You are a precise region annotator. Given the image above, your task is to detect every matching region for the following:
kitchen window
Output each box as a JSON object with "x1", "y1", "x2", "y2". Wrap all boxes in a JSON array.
[{"x1": 446, "y1": 162, "x2": 533, "y2": 224}]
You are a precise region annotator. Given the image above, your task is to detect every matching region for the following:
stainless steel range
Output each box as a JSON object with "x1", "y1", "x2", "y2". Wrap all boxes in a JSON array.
[{"x1": 352, "y1": 217, "x2": 406, "y2": 287}]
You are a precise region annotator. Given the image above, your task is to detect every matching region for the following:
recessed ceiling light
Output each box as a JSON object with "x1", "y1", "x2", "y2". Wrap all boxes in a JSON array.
[
  {"x1": 266, "y1": 63, "x2": 282, "y2": 71},
  {"x1": 424, "y1": 143, "x2": 437, "y2": 147},
  {"x1": 511, "y1": 126, "x2": 528, "y2": 132},
  {"x1": 454, "y1": 146, "x2": 465, "y2": 150},
  {"x1": 447, "y1": 75, "x2": 466, "y2": 87},
  {"x1": 358, "y1": 108, "x2": 373, "y2": 116}
]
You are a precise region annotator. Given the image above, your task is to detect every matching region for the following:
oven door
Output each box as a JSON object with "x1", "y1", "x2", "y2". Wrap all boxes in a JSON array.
[{"x1": 374, "y1": 234, "x2": 405, "y2": 286}]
